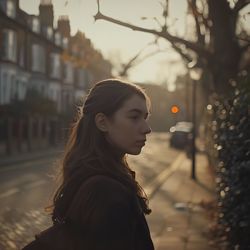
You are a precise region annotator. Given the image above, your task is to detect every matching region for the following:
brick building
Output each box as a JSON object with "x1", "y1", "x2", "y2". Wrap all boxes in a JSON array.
[{"x1": 0, "y1": 0, "x2": 112, "y2": 155}]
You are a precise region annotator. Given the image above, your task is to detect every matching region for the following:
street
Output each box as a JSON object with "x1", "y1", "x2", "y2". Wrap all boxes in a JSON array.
[{"x1": 0, "y1": 132, "x2": 180, "y2": 249}]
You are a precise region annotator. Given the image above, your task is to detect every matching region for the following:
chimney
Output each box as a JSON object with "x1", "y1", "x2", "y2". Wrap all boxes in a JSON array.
[
  {"x1": 39, "y1": 0, "x2": 54, "y2": 27},
  {"x1": 57, "y1": 15, "x2": 71, "y2": 38}
]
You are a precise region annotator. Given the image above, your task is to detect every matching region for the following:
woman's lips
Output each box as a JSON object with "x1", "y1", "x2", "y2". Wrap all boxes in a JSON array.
[{"x1": 135, "y1": 141, "x2": 146, "y2": 147}]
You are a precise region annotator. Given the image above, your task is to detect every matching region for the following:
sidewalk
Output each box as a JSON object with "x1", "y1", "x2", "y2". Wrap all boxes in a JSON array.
[
  {"x1": 0, "y1": 146, "x2": 63, "y2": 167},
  {"x1": 147, "y1": 152, "x2": 216, "y2": 250}
]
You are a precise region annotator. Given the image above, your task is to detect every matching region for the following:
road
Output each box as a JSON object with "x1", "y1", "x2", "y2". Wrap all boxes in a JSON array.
[{"x1": 0, "y1": 132, "x2": 180, "y2": 249}]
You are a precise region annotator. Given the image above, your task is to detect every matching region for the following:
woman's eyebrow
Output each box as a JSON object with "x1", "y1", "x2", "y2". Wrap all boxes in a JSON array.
[{"x1": 128, "y1": 109, "x2": 149, "y2": 116}]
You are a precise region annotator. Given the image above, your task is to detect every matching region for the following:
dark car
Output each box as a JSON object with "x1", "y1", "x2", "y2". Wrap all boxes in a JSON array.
[{"x1": 169, "y1": 122, "x2": 193, "y2": 149}]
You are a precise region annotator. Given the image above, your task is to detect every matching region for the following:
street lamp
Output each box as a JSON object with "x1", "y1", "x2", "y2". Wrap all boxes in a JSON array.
[{"x1": 188, "y1": 60, "x2": 202, "y2": 180}]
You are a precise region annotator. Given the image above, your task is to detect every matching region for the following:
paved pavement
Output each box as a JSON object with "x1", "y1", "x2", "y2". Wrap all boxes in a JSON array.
[
  {"x1": 0, "y1": 146, "x2": 63, "y2": 168},
  {"x1": 146, "y1": 152, "x2": 216, "y2": 250}
]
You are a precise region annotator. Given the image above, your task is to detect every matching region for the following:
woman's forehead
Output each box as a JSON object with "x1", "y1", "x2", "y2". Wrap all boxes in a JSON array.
[{"x1": 121, "y1": 95, "x2": 149, "y2": 113}]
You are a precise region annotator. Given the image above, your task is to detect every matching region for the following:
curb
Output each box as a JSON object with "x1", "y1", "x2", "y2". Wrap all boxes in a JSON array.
[
  {"x1": 145, "y1": 152, "x2": 186, "y2": 199},
  {"x1": 0, "y1": 148, "x2": 63, "y2": 168}
]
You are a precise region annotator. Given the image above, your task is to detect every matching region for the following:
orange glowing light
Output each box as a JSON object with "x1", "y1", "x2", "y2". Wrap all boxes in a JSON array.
[{"x1": 171, "y1": 105, "x2": 180, "y2": 114}]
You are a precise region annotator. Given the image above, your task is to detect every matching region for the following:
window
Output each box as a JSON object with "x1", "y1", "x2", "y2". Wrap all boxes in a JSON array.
[
  {"x1": 64, "y1": 62, "x2": 74, "y2": 84},
  {"x1": 62, "y1": 37, "x2": 68, "y2": 49},
  {"x1": 31, "y1": 44, "x2": 45, "y2": 73},
  {"x1": 2, "y1": 29, "x2": 17, "y2": 62},
  {"x1": 1, "y1": 73, "x2": 10, "y2": 104},
  {"x1": 55, "y1": 32, "x2": 62, "y2": 46},
  {"x1": 32, "y1": 17, "x2": 40, "y2": 33},
  {"x1": 2, "y1": 73, "x2": 8, "y2": 104},
  {"x1": 46, "y1": 26, "x2": 53, "y2": 40},
  {"x1": 6, "y1": 0, "x2": 16, "y2": 18},
  {"x1": 77, "y1": 68, "x2": 87, "y2": 87},
  {"x1": 0, "y1": 73, "x2": 6, "y2": 104},
  {"x1": 10, "y1": 75, "x2": 16, "y2": 100},
  {"x1": 40, "y1": 85, "x2": 45, "y2": 96},
  {"x1": 18, "y1": 81, "x2": 27, "y2": 100},
  {"x1": 50, "y1": 53, "x2": 61, "y2": 79},
  {"x1": 19, "y1": 45, "x2": 24, "y2": 67}
]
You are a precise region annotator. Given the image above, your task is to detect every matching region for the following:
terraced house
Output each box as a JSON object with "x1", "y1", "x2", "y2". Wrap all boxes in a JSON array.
[{"x1": 0, "y1": 0, "x2": 112, "y2": 155}]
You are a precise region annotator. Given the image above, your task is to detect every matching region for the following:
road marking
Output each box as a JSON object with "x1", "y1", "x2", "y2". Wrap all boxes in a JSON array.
[
  {"x1": 0, "y1": 188, "x2": 19, "y2": 199},
  {"x1": 145, "y1": 152, "x2": 186, "y2": 199}
]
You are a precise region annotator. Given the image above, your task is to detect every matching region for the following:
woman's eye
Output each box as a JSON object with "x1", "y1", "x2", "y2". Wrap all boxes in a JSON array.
[
  {"x1": 145, "y1": 114, "x2": 151, "y2": 121},
  {"x1": 130, "y1": 116, "x2": 139, "y2": 120}
]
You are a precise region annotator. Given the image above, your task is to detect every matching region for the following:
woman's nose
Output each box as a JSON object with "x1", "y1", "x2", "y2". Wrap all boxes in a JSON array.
[{"x1": 143, "y1": 121, "x2": 152, "y2": 134}]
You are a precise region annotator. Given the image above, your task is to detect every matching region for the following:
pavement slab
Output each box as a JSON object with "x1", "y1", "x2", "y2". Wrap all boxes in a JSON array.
[{"x1": 147, "y1": 151, "x2": 216, "y2": 250}]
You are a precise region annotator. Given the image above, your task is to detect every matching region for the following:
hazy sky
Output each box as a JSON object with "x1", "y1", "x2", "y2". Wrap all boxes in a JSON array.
[
  {"x1": 18, "y1": 1, "x2": 195, "y2": 89},
  {"x1": 19, "y1": 0, "x2": 191, "y2": 88}
]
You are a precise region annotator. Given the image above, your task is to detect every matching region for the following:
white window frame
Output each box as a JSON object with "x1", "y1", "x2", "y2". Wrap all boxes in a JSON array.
[
  {"x1": 50, "y1": 53, "x2": 61, "y2": 79},
  {"x1": 46, "y1": 26, "x2": 53, "y2": 40},
  {"x1": 32, "y1": 17, "x2": 40, "y2": 33},
  {"x1": 64, "y1": 61, "x2": 74, "y2": 84},
  {"x1": 55, "y1": 32, "x2": 62, "y2": 46},
  {"x1": 6, "y1": 0, "x2": 16, "y2": 18},
  {"x1": 31, "y1": 44, "x2": 45, "y2": 73},
  {"x1": 2, "y1": 29, "x2": 17, "y2": 62}
]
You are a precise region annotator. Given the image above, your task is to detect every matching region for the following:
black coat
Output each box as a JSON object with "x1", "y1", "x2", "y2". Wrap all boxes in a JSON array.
[{"x1": 24, "y1": 175, "x2": 154, "y2": 250}]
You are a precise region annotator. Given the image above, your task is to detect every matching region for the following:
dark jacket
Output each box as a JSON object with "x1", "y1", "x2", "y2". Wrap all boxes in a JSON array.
[{"x1": 25, "y1": 175, "x2": 154, "y2": 250}]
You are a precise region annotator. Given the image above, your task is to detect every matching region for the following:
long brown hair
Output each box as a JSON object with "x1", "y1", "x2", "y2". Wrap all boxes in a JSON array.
[{"x1": 50, "y1": 79, "x2": 152, "y2": 222}]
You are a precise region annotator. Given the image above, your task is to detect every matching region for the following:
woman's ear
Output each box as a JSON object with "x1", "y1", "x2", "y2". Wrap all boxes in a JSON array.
[{"x1": 95, "y1": 113, "x2": 109, "y2": 132}]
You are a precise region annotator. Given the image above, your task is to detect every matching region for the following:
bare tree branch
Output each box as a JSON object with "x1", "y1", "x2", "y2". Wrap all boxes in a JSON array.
[
  {"x1": 97, "y1": 0, "x2": 100, "y2": 12},
  {"x1": 162, "y1": 0, "x2": 169, "y2": 31},
  {"x1": 94, "y1": 11, "x2": 160, "y2": 34},
  {"x1": 153, "y1": 17, "x2": 163, "y2": 29},
  {"x1": 119, "y1": 40, "x2": 193, "y2": 77},
  {"x1": 118, "y1": 41, "x2": 166, "y2": 77},
  {"x1": 119, "y1": 48, "x2": 147, "y2": 77},
  {"x1": 171, "y1": 43, "x2": 193, "y2": 63},
  {"x1": 188, "y1": 0, "x2": 205, "y2": 45},
  {"x1": 141, "y1": 16, "x2": 162, "y2": 29},
  {"x1": 119, "y1": 50, "x2": 167, "y2": 77},
  {"x1": 234, "y1": 0, "x2": 250, "y2": 13},
  {"x1": 135, "y1": 49, "x2": 168, "y2": 65},
  {"x1": 94, "y1": 7, "x2": 212, "y2": 61}
]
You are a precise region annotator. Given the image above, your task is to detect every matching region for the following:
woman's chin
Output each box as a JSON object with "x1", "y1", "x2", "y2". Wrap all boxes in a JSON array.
[{"x1": 127, "y1": 148, "x2": 142, "y2": 155}]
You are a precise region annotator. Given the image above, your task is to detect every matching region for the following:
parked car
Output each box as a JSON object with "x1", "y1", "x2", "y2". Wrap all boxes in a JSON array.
[{"x1": 169, "y1": 122, "x2": 193, "y2": 149}]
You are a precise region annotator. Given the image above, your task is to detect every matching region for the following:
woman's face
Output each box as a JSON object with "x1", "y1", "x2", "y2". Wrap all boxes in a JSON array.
[{"x1": 105, "y1": 94, "x2": 151, "y2": 155}]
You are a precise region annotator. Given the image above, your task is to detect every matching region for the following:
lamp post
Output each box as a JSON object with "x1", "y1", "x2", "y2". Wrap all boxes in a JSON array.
[{"x1": 188, "y1": 60, "x2": 202, "y2": 180}]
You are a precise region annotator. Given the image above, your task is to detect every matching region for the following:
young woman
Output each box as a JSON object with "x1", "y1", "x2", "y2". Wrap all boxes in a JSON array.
[{"x1": 23, "y1": 79, "x2": 154, "y2": 250}]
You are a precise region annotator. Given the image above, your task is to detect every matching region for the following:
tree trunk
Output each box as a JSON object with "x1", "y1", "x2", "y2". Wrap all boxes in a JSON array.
[{"x1": 208, "y1": 0, "x2": 242, "y2": 95}]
